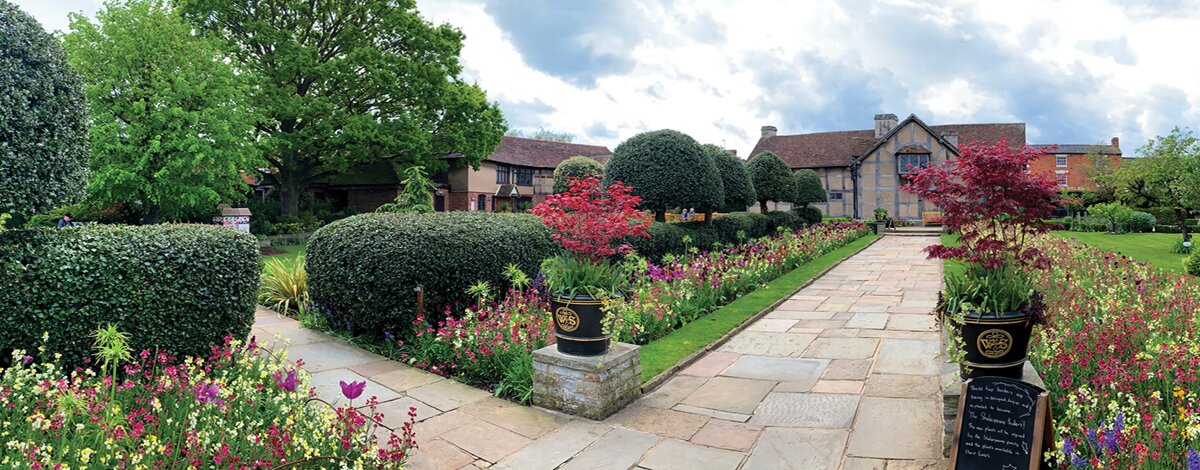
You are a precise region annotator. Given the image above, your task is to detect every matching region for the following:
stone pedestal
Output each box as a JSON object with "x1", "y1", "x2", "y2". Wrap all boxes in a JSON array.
[{"x1": 532, "y1": 343, "x2": 641, "y2": 420}]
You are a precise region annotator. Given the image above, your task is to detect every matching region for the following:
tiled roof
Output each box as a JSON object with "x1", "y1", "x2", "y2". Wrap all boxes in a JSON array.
[
  {"x1": 1030, "y1": 144, "x2": 1122, "y2": 155},
  {"x1": 749, "y1": 120, "x2": 1027, "y2": 169},
  {"x1": 448, "y1": 136, "x2": 611, "y2": 169}
]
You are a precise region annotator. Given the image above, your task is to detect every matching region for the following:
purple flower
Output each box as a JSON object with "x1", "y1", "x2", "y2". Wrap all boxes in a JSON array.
[
  {"x1": 340, "y1": 380, "x2": 366, "y2": 400},
  {"x1": 384, "y1": 331, "x2": 396, "y2": 342},
  {"x1": 1086, "y1": 427, "x2": 1099, "y2": 449},
  {"x1": 194, "y1": 382, "x2": 224, "y2": 406},
  {"x1": 1113, "y1": 411, "x2": 1124, "y2": 433},
  {"x1": 22, "y1": 355, "x2": 33, "y2": 366},
  {"x1": 273, "y1": 369, "x2": 298, "y2": 392},
  {"x1": 1189, "y1": 449, "x2": 1199, "y2": 470}
]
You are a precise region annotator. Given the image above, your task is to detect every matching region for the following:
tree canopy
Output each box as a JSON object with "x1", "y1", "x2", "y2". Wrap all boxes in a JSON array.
[
  {"x1": 604, "y1": 130, "x2": 722, "y2": 221},
  {"x1": 553, "y1": 156, "x2": 605, "y2": 193},
  {"x1": 0, "y1": 0, "x2": 90, "y2": 217},
  {"x1": 747, "y1": 151, "x2": 796, "y2": 213},
  {"x1": 179, "y1": 0, "x2": 507, "y2": 216},
  {"x1": 704, "y1": 144, "x2": 756, "y2": 212},
  {"x1": 507, "y1": 128, "x2": 575, "y2": 143},
  {"x1": 64, "y1": 0, "x2": 259, "y2": 223},
  {"x1": 793, "y1": 169, "x2": 827, "y2": 207},
  {"x1": 1104, "y1": 127, "x2": 1200, "y2": 241}
]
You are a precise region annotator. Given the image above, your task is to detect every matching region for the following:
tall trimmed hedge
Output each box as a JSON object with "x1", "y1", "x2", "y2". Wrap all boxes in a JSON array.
[
  {"x1": 307, "y1": 212, "x2": 558, "y2": 336},
  {"x1": 706, "y1": 144, "x2": 756, "y2": 212},
  {"x1": 605, "y1": 130, "x2": 723, "y2": 220},
  {"x1": 630, "y1": 211, "x2": 812, "y2": 262},
  {"x1": 0, "y1": 225, "x2": 259, "y2": 367},
  {"x1": 748, "y1": 151, "x2": 796, "y2": 213},
  {"x1": 0, "y1": 1, "x2": 90, "y2": 216}
]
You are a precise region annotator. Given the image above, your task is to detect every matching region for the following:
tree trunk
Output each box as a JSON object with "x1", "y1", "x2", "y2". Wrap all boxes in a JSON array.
[
  {"x1": 759, "y1": 200, "x2": 768, "y2": 213},
  {"x1": 1176, "y1": 206, "x2": 1192, "y2": 242},
  {"x1": 655, "y1": 210, "x2": 665, "y2": 222},
  {"x1": 279, "y1": 174, "x2": 303, "y2": 217},
  {"x1": 142, "y1": 205, "x2": 160, "y2": 225},
  {"x1": 704, "y1": 209, "x2": 714, "y2": 224}
]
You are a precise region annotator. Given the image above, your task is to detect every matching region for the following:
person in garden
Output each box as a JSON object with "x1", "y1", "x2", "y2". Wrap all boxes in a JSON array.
[
  {"x1": 680, "y1": 207, "x2": 689, "y2": 221},
  {"x1": 57, "y1": 213, "x2": 73, "y2": 228}
]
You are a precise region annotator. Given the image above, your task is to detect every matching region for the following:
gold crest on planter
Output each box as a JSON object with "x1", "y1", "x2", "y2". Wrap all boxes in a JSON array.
[
  {"x1": 977, "y1": 328, "x2": 1013, "y2": 359},
  {"x1": 555, "y1": 306, "x2": 580, "y2": 333}
]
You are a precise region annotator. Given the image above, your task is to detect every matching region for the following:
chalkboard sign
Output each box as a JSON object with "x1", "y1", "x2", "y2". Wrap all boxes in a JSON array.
[{"x1": 949, "y1": 376, "x2": 1053, "y2": 470}]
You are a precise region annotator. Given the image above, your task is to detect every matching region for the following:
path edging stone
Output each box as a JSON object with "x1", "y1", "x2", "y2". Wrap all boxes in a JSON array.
[{"x1": 641, "y1": 235, "x2": 883, "y2": 393}]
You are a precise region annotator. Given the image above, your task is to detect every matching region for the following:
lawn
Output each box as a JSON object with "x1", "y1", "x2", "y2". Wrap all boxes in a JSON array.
[
  {"x1": 263, "y1": 243, "x2": 305, "y2": 272},
  {"x1": 1048, "y1": 231, "x2": 1188, "y2": 273},
  {"x1": 638, "y1": 233, "x2": 881, "y2": 382}
]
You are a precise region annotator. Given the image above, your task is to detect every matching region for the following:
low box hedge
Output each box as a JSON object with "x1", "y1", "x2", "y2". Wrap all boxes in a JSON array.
[
  {"x1": 0, "y1": 224, "x2": 260, "y2": 367},
  {"x1": 306, "y1": 212, "x2": 558, "y2": 336}
]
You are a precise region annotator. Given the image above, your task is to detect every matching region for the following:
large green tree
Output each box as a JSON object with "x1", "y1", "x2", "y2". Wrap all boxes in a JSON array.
[
  {"x1": 1105, "y1": 127, "x2": 1200, "y2": 241},
  {"x1": 704, "y1": 144, "x2": 756, "y2": 212},
  {"x1": 747, "y1": 151, "x2": 796, "y2": 213},
  {"x1": 0, "y1": 0, "x2": 89, "y2": 218},
  {"x1": 604, "y1": 130, "x2": 722, "y2": 221},
  {"x1": 180, "y1": 0, "x2": 507, "y2": 216},
  {"x1": 64, "y1": 0, "x2": 258, "y2": 223},
  {"x1": 793, "y1": 169, "x2": 827, "y2": 207}
]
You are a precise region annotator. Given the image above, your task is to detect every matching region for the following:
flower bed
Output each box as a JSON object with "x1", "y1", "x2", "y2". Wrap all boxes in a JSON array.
[
  {"x1": 1029, "y1": 238, "x2": 1200, "y2": 467},
  {"x1": 393, "y1": 221, "x2": 869, "y2": 402},
  {"x1": 0, "y1": 334, "x2": 414, "y2": 468}
]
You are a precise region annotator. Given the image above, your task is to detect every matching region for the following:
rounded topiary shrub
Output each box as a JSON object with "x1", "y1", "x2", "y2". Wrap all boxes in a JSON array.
[
  {"x1": 792, "y1": 206, "x2": 823, "y2": 226},
  {"x1": 604, "y1": 130, "x2": 723, "y2": 220},
  {"x1": 713, "y1": 212, "x2": 769, "y2": 243},
  {"x1": 0, "y1": 1, "x2": 90, "y2": 216},
  {"x1": 1185, "y1": 252, "x2": 1200, "y2": 276},
  {"x1": 0, "y1": 224, "x2": 259, "y2": 367},
  {"x1": 1123, "y1": 211, "x2": 1157, "y2": 233},
  {"x1": 764, "y1": 210, "x2": 801, "y2": 233},
  {"x1": 307, "y1": 212, "x2": 557, "y2": 335},
  {"x1": 553, "y1": 156, "x2": 605, "y2": 193}
]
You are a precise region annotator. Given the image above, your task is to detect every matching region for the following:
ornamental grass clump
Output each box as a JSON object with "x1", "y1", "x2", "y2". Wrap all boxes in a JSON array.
[{"x1": 529, "y1": 177, "x2": 651, "y2": 299}]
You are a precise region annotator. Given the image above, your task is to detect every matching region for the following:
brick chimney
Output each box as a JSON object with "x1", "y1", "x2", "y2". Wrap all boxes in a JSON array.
[
  {"x1": 874, "y1": 114, "x2": 898, "y2": 138},
  {"x1": 1111, "y1": 137, "x2": 1119, "y2": 149},
  {"x1": 761, "y1": 125, "x2": 777, "y2": 139},
  {"x1": 941, "y1": 130, "x2": 959, "y2": 148}
]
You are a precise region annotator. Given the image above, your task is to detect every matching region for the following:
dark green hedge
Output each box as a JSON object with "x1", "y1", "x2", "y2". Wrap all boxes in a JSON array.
[
  {"x1": 307, "y1": 212, "x2": 558, "y2": 336},
  {"x1": 793, "y1": 207, "x2": 823, "y2": 226},
  {"x1": 764, "y1": 211, "x2": 800, "y2": 233},
  {"x1": 0, "y1": 224, "x2": 259, "y2": 367},
  {"x1": 631, "y1": 211, "x2": 820, "y2": 262},
  {"x1": 712, "y1": 212, "x2": 769, "y2": 244}
]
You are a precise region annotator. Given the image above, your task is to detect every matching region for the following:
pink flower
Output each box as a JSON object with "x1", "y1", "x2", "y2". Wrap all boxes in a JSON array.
[
  {"x1": 340, "y1": 380, "x2": 366, "y2": 400},
  {"x1": 273, "y1": 370, "x2": 298, "y2": 392}
]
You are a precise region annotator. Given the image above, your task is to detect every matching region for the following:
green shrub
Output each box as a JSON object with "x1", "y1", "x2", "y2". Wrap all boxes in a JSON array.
[
  {"x1": 712, "y1": 212, "x2": 769, "y2": 243},
  {"x1": 824, "y1": 217, "x2": 855, "y2": 224},
  {"x1": 629, "y1": 222, "x2": 687, "y2": 262},
  {"x1": 306, "y1": 212, "x2": 557, "y2": 336},
  {"x1": 552, "y1": 156, "x2": 605, "y2": 193},
  {"x1": 260, "y1": 256, "x2": 308, "y2": 315},
  {"x1": 1171, "y1": 239, "x2": 1192, "y2": 255},
  {"x1": 793, "y1": 206, "x2": 824, "y2": 226},
  {"x1": 1, "y1": 1, "x2": 90, "y2": 216},
  {"x1": 747, "y1": 151, "x2": 796, "y2": 212},
  {"x1": 1185, "y1": 252, "x2": 1200, "y2": 276},
  {"x1": 677, "y1": 221, "x2": 721, "y2": 250},
  {"x1": 1145, "y1": 207, "x2": 1180, "y2": 226},
  {"x1": 792, "y1": 169, "x2": 826, "y2": 206},
  {"x1": 0, "y1": 224, "x2": 259, "y2": 367},
  {"x1": 604, "y1": 130, "x2": 723, "y2": 219},
  {"x1": 1123, "y1": 211, "x2": 1157, "y2": 233},
  {"x1": 706, "y1": 145, "x2": 756, "y2": 212},
  {"x1": 764, "y1": 211, "x2": 800, "y2": 233}
]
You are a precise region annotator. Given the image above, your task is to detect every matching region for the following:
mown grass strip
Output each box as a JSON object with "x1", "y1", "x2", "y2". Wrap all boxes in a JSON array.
[{"x1": 639, "y1": 233, "x2": 881, "y2": 384}]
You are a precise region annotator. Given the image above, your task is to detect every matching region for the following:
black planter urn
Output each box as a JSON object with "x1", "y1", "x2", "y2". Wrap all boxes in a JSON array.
[
  {"x1": 551, "y1": 294, "x2": 611, "y2": 356},
  {"x1": 953, "y1": 310, "x2": 1035, "y2": 380}
]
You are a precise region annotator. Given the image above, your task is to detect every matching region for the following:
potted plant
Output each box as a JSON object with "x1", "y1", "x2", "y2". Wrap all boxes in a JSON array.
[
  {"x1": 903, "y1": 140, "x2": 1060, "y2": 379},
  {"x1": 873, "y1": 207, "x2": 889, "y2": 234},
  {"x1": 529, "y1": 177, "x2": 650, "y2": 356}
]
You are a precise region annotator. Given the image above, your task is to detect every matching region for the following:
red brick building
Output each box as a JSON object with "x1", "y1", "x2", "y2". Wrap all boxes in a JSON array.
[
  {"x1": 1029, "y1": 138, "x2": 1123, "y2": 191},
  {"x1": 436, "y1": 136, "x2": 610, "y2": 212}
]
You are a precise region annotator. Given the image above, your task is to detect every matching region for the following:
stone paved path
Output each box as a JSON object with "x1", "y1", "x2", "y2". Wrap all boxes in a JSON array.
[{"x1": 253, "y1": 235, "x2": 946, "y2": 470}]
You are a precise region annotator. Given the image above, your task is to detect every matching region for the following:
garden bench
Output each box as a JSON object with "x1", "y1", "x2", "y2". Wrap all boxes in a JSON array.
[{"x1": 922, "y1": 211, "x2": 943, "y2": 226}]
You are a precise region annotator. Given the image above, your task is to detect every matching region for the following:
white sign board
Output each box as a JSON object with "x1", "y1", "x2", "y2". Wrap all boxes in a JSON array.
[{"x1": 214, "y1": 215, "x2": 250, "y2": 233}]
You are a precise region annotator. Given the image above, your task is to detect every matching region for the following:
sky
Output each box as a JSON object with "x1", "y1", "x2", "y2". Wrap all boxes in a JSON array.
[{"x1": 16, "y1": 0, "x2": 1200, "y2": 157}]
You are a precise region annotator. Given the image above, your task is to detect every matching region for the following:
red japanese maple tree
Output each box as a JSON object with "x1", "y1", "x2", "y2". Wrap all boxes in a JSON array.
[
  {"x1": 529, "y1": 177, "x2": 651, "y2": 263},
  {"x1": 902, "y1": 139, "x2": 1060, "y2": 269}
]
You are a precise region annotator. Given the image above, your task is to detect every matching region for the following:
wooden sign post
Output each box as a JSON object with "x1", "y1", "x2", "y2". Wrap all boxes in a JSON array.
[{"x1": 949, "y1": 376, "x2": 1054, "y2": 470}]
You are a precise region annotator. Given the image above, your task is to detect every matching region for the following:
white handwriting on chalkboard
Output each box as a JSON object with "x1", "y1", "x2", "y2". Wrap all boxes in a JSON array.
[{"x1": 960, "y1": 380, "x2": 1038, "y2": 461}]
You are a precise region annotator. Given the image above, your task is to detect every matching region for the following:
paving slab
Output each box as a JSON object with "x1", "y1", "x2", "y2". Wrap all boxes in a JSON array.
[
  {"x1": 863, "y1": 373, "x2": 941, "y2": 399},
  {"x1": 842, "y1": 457, "x2": 888, "y2": 470},
  {"x1": 307, "y1": 369, "x2": 401, "y2": 406},
  {"x1": 745, "y1": 318, "x2": 799, "y2": 332},
  {"x1": 672, "y1": 403, "x2": 750, "y2": 422},
  {"x1": 885, "y1": 314, "x2": 937, "y2": 331},
  {"x1": 856, "y1": 329, "x2": 941, "y2": 340},
  {"x1": 493, "y1": 420, "x2": 611, "y2": 470},
  {"x1": 639, "y1": 375, "x2": 709, "y2": 409},
  {"x1": 559, "y1": 428, "x2": 659, "y2": 470},
  {"x1": 372, "y1": 367, "x2": 444, "y2": 392},
  {"x1": 749, "y1": 392, "x2": 860, "y2": 428},
  {"x1": 412, "y1": 409, "x2": 474, "y2": 439},
  {"x1": 822, "y1": 359, "x2": 874, "y2": 380},
  {"x1": 681, "y1": 376, "x2": 776, "y2": 415},
  {"x1": 766, "y1": 310, "x2": 835, "y2": 320},
  {"x1": 811, "y1": 379, "x2": 865, "y2": 394},
  {"x1": 792, "y1": 319, "x2": 848, "y2": 329},
  {"x1": 376, "y1": 395, "x2": 442, "y2": 427},
  {"x1": 679, "y1": 351, "x2": 740, "y2": 377},
  {"x1": 638, "y1": 439, "x2": 745, "y2": 470},
  {"x1": 846, "y1": 313, "x2": 889, "y2": 329},
  {"x1": 742, "y1": 428, "x2": 848, "y2": 470},
  {"x1": 461, "y1": 397, "x2": 567, "y2": 439},
  {"x1": 605, "y1": 405, "x2": 709, "y2": 440},
  {"x1": 348, "y1": 360, "x2": 408, "y2": 378},
  {"x1": 872, "y1": 339, "x2": 941, "y2": 376},
  {"x1": 440, "y1": 419, "x2": 533, "y2": 463},
  {"x1": 720, "y1": 355, "x2": 829, "y2": 385},
  {"x1": 285, "y1": 340, "x2": 387, "y2": 372},
  {"x1": 405, "y1": 438, "x2": 477, "y2": 470},
  {"x1": 802, "y1": 337, "x2": 879, "y2": 359},
  {"x1": 689, "y1": 419, "x2": 763, "y2": 452},
  {"x1": 846, "y1": 397, "x2": 943, "y2": 460},
  {"x1": 407, "y1": 378, "x2": 491, "y2": 412},
  {"x1": 717, "y1": 331, "x2": 815, "y2": 357},
  {"x1": 255, "y1": 322, "x2": 334, "y2": 348}
]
